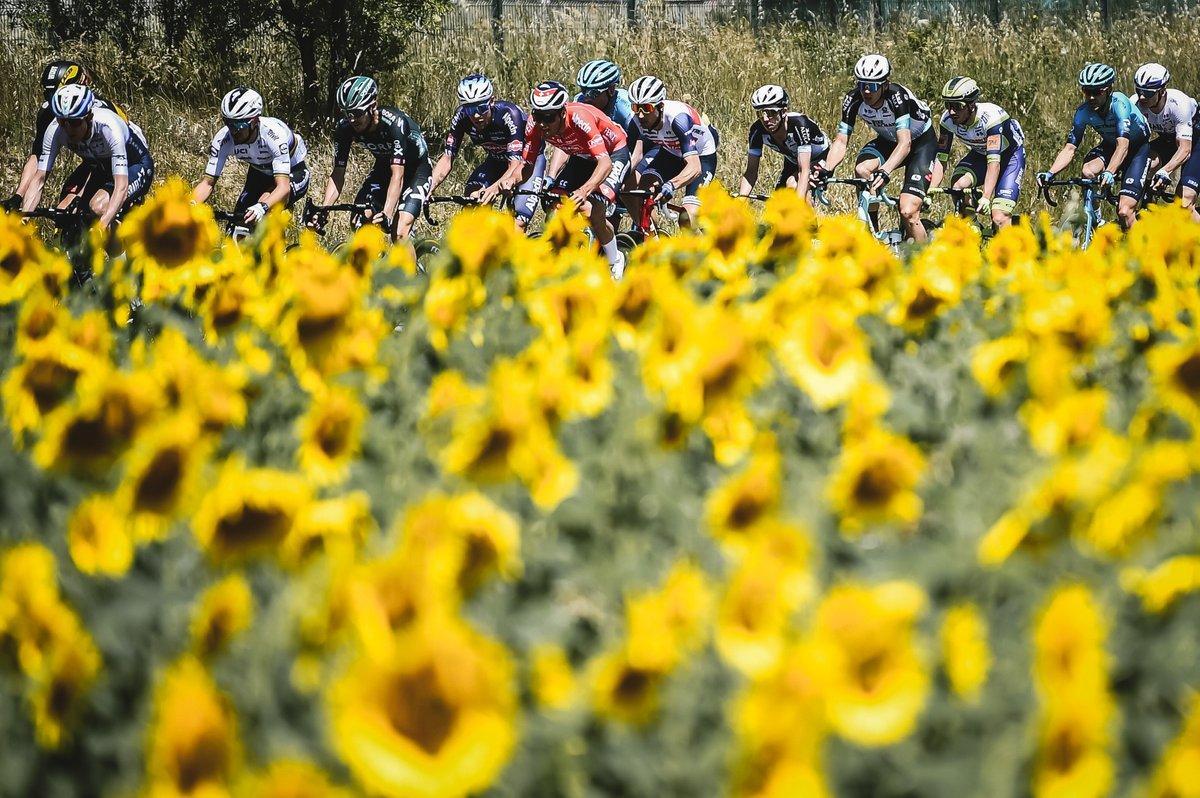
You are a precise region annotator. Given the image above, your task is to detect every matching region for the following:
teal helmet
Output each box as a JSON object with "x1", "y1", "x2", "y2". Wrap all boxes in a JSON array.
[{"x1": 337, "y1": 75, "x2": 379, "y2": 112}]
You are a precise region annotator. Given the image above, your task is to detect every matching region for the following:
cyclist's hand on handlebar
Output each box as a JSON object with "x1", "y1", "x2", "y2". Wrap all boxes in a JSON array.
[
  {"x1": 477, "y1": 185, "x2": 500, "y2": 205},
  {"x1": 1098, "y1": 170, "x2": 1116, "y2": 189},
  {"x1": 244, "y1": 202, "x2": 269, "y2": 224},
  {"x1": 975, "y1": 194, "x2": 991, "y2": 216},
  {"x1": 1152, "y1": 169, "x2": 1173, "y2": 191},
  {"x1": 1, "y1": 194, "x2": 22, "y2": 212},
  {"x1": 1036, "y1": 171, "x2": 1055, "y2": 188},
  {"x1": 869, "y1": 169, "x2": 890, "y2": 192},
  {"x1": 569, "y1": 187, "x2": 590, "y2": 207},
  {"x1": 810, "y1": 164, "x2": 831, "y2": 188}
]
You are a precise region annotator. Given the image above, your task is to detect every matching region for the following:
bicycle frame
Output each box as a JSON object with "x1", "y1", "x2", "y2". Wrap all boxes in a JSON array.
[
  {"x1": 814, "y1": 177, "x2": 903, "y2": 245},
  {"x1": 1039, "y1": 177, "x2": 1116, "y2": 249}
]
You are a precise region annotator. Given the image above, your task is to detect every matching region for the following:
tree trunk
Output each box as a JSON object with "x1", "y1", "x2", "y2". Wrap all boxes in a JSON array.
[
  {"x1": 280, "y1": 0, "x2": 323, "y2": 124},
  {"x1": 47, "y1": 0, "x2": 74, "y2": 42}
]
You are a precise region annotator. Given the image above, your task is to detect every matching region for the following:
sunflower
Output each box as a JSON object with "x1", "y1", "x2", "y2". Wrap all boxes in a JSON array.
[
  {"x1": 117, "y1": 413, "x2": 208, "y2": 542},
  {"x1": 826, "y1": 428, "x2": 926, "y2": 535},
  {"x1": 327, "y1": 618, "x2": 517, "y2": 798},
  {"x1": 1144, "y1": 695, "x2": 1200, "y2": 798},
  {"x1": 0, "y1": 209, "x2": 57, "y2": 304},
  {"x1": 775, "y1": 303, "x2": 872, "y2": 410},
  {"x1": 14, "y1": 287, "x2": 67, "y2": 353},
  {"x1": 192, "y1": 457, "x2": 311, "y2": 565},
  {"x1": 445, "y1": 206, "x2": 517, "y2": 276},
  {"x1": 34, "y1": 366, "x2": 163, "y2": 476},
  {"x1": 67, "y1": 309, "x2": 114, "y2": 362},
  {"x1": 26, "y1": 622, "x2": 101, "y2": 749},
  {"x1": 697, "y1": 183, "x2": 757, "y2": 278},
  {"x1": 971, "y1": 335, "x2": 1029, "y2": 398},
  {"x1": 1021, "y1": 388, "x2": 1109, "y2": 456},
  {"x1": 715, "y1": 555, "x2": 795, "y2": 677},
  {"x1": 1149, "y1": 338, "x2": 1200, "y2": 430},
  {"x1": 530, "y1": 644, "x2": 577, "y2": 711},
  {"x1": 1033, "y1": 585, "x2": 1109, "y2": 696},
  {"x1": 0, "y1": 543, "x2": 60, "y2": 644},
  {"x1": 137, "y1": 329, "x2": 248, "y2": 432},
  {"x1": 275, "y1": 245, "x2": 364, "y2": 371},
  {"x1": 190, "y1": 574, "x2": 254, "y2": 660},
  {"x1": 145, "y1": 656, "x2": 240, "y2": 797},
  {"x1": 282, "y1": 492, "x2": 374, "y2": 569},
  {"x1": 939, "y1": 603, "x2": 990, "y2": 702},
  {"x1": 399, "y1": 492, "x2": 521, "y2": 596},
  {"x1": 119, "y1": 177, "x2": 219, "y2": 295},
  {"x1": 67, "y1": 494, "x2": 134, "y2": 577},
  {"x1": 984, "y1": 221, "x2": 1040, "y2": 285},
  {"x1": 809, "y1": 581, "x2": 929, "y2": 747},
  {"x1": 1121, "y1": 555, "x2": 1200, "y2": 613},
  {"x1": 589, "y1": 645, "x2": 666, "y2": 725},
  {"x1": 705, "y1": 436, "x2": 782, "y2": 553},
  {"x1": 423, "y1": 273, "x2": 487, "y2": 352},
  {"x1": 1032, "y1": 687, "x2": 1116, "y2": 798},
  {"x1": 235, "y1": 759, "x2": 352, "y2": 798},
  {"x1": 341, "y1": 222, "x2": 388, "y2": 281},
  {"x1": 2, "y1": 334, "x2": 102, "y2": 441},
  {"x1": 198, "y1": 267, "x2": 265, "y2": 341},
  {"x1": 296, "y1": 384, "x2": 366, "y2": 486}
]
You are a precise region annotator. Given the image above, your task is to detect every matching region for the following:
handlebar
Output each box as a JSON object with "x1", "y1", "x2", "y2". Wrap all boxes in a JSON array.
[
  {"x1": 22, "y1": 206, "x2": 93, "y2": 225},
  {"x1": 1037, "y1": 177, "x2": 1113, "y2": 208},
  {"x1": 421, "y1": 195, "x2": 482, "y2": 226},
  {"x1": 814, "y1": 177, "x2": 898, "y2": 208}
]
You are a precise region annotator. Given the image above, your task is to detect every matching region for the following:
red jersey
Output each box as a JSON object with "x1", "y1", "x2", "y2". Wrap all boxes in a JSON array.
[{"x1": 521, "y1": 102, "x2": 628, "y2": 164}]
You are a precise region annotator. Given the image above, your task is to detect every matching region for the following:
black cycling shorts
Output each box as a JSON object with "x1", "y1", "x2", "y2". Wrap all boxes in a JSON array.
[
  {"x1": 234, "y1": 162, "x2": 311, "y2": 217},
  {"x1": 354, "y1": 158, "x2": 434, "y2": 229},
  {"x1": 856, "y1": 128, "x2": 937, "y2": 198}
]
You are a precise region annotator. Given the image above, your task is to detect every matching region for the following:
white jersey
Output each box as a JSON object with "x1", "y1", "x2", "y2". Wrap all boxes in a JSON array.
[
  {"x1": 635, "y1": 99, "x2": 718, "y2": 158},
  {"x1": 38, "y1": 106, "x2": 150, "y2": 177},
  {"x1": 205, "y1": 116, "x2": 307, "y2": 178},
  {"x1": 1140, "y1": 88, "x2": 1197, "y2": 141}
]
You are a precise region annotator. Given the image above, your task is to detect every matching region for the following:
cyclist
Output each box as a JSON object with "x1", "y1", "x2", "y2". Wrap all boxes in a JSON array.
[
  {"x1": 429, "y1": 73, "x2": 544, "y2": 231},
  {"x1": 5, "y1": 60, "x2": 127, "y2": 214},
  {"x1": 1186, "y1": 105, "x2": 1200, "y2": 220},
  {"x1": 626, "y1": 75, "x2": 719, "y2": 229},
  {"x1": 20, "y1": 84, "x2": 154, "y2": 231},
  {"x1": 192, "y1": 87, "x2": 308, "y2": 237},
  {"x1": 312, "y1": 76, "x2": 432, "y2": 247},
  {"x1": 497, "y1": 81, "x2": 630, "y2": 279},
  {"x1": 1038, "y1": 63, "x2": 1151, "y2": 230},
  {"x1": 738, "y1": 84, "x2": 828, "y2": 202},
  {"x1": 816, "y1": 54, "x2": 936, "y2": 243},
  {"x1": 1132, "y1": 63, "x2": 1196, "y2": 208},
  {"x1": 930, "y1": 76, "x2": 1026, "y2": 228}
]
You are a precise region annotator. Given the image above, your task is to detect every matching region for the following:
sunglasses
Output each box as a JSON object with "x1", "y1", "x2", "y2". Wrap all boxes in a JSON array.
[
  {"x1": 579, "y1": 87, "x2": 608, "y2": 101},
  {"x1": 1136, "y1": 87, "x2": 1162, "y2": 99},
  {"x1": 343, "y1": 107, "x2": 370, "y2": 121},
  {"x1": 1081, "y1": 87, "x2": 1110, "y2": 99},
  {"x1": 532, "y1": 110, "x2": 560, "y2": 123},
  {"x1": 462, "y1": 101, "x2": 491, "y2": 116},
  {"x1": 224, "y1": 118, "x2": 254, "y2": 132},
  {"x1": 858, "y1": 81, "x2": 884, "y2": 94},
  {"x1": 58, "y1": 116, "x2": 88, "y2": 128},
  {"x1": 945, "y1": 101, "x2": 969, "y2": 112},
  {"x1": 633, "y1": 102, "x2": 659, "y2": 114},
  {"x1": 760, "y1": 108, "x2": 784, "y2": 117}
]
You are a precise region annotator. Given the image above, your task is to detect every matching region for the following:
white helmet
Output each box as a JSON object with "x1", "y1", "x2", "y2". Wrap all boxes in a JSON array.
[
  {"x1": 530, "y1": 81, "x2": 568, "y2": 112},
  {"x1": 457, "y1": 74, "x2": 494, "y2": 105},
  {"x1": 1078, "y1": 63, "x2": 1116, "y2": 88},
  {"x1": 854, "y1": 54, "x2": 891, "y2": 82},
  {"x1": 629, "y1": 75, "x2": 667, "y2": 105},
  {"x1": 51, "y1": 84, "x2": 95, "y2": 119},
  {"x1": 221, "y1": 87, "x2": 263, "y2": 121},
  {"x1": 1134, "y1": 63, "x2": 1170, "y2": 92},
  {"x1": 941, "y1": 76, "x2": 981, "y2": 103},
  {"x1": 751, "y1": 84, "x2": 789, "y2": 110},
  {"x1": 577, "y1": 59, "x2": 622, "y2": 91}
]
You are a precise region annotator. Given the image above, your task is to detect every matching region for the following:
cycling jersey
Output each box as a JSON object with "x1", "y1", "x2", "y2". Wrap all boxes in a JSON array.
[
  {"x1": 633, "y1": 99, "x2": 717, "y2": 158},
  {"x1": 521, "y1": 102, "x2": 628, "y2": 163},
  {"x1": 936, "y1": 102, "x2": 1024, "y2": 162},
  {"x1": 1139, "y1": 88, "x2": 1197, "y2": 142},
  {"x1": 1066, "y1": 92, "x2": 1150, "y2": 147},
  {"x1": 333, "y1": 107, "x2": 428, "y2": 170},
  {"x1": 444, "y1": 99, "x2": 526, "y2": 161},
  {"x1": 29, "y1": 94, "x2": 125, "y2": 157},
  {"x1": 574, "y1": 87, "x2": 641, "y2": 145},
  {"x1": 838, "y1": 82, "x2": 932, "y2": 141},
  {"x1": 38, "y1": 106, "x2": 150, "y2": 177},
  {"x1": 206, "y1": 117, "x2": 307, "y2": 178},
  {"x1": 746, "y1": 113, "x2": 828, "y2": 164}
]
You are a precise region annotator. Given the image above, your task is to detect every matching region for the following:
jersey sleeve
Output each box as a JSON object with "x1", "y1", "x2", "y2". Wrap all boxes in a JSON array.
[
  {"x1": 984, "y1": 115, "x2": 1008, "y2": 162},
  {"x1": 670, "y1": 113, "x2": 699, "y2": 157},
  {"x1": 623, "y1": 118, "x2": 641, "y2": 147},
  {"x1": 498, "y1": 106, "x2": 525, "y2": 161},
  {"x1": 794, "y1": 118, "x2": 813, "y2": 153},
  {"x1": 935, "y1": 112, "x2": 953, "y2": 155},
  {"x1": 521, "y1": 117, "x2": 544, "y2": 164},
  {"x1": 887, "y1": 88, "x2": 914, "y2": 131},
  {"x1": 205, "y1": 128, "x2": 231, "y2": 178},
  {"x1": 30, "y1": 107, "x2": 53, "y2": 157},
  {"x1": 1177, "y1": 96, "x2": 1197, "y2": 141},
  {"x1": 838, "y1": 92, "x2": 860, "y2": 136},
  {"x1": 443, "y1": 108, "x2": 466, "y2": 156},
  {"x1": 37, "y1": 120, "x2": 63, "y2": 173},
  {"x1": 1066, "y1": 106, "x2": 1088, "y2": 147},
  {"x1": 1112, "y1": 95, "x2": 1134, "y2": 139},
  {"x1": 332, "y1": 122, "x2": 353, "y2": 169},
  {"x1": 746, "y1": 123, "x2": 764, "y2": 157},
  {"x1": 264, "y1": 123, "x2": 292, "y2": 175},
  {"x1": 103, "y1": 121, "x2": 129, "y2": 177}
]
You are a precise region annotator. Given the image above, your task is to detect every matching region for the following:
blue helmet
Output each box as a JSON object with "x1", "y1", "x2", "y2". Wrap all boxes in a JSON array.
[
  {"x1": 1078, "y1": 62, "x2": 1116, "y2": 88},
  {"x1": 577, "y1": 59, "x2": 622, "y2": 91}
]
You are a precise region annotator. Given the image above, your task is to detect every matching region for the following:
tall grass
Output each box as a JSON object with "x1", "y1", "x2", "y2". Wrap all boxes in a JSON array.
[{"x1": 2, "y1": 12, "x2": 1198, "y2": 211}]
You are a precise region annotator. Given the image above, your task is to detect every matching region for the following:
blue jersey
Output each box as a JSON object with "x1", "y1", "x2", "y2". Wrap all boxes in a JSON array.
[
  {"x1": 1067, "y1": 92, "x2": 1150, "y2": 148},
  {"x1": 444, "y1": 99, "x2": 526, "y2": 161},
  {"x1": 574, "y1": 88, "x2": 640, "y2": 145}
]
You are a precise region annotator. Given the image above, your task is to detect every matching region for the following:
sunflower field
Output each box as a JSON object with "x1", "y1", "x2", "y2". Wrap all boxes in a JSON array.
[{"x1": 3, "y1": 179, "x2": 1200, "y2": 797}]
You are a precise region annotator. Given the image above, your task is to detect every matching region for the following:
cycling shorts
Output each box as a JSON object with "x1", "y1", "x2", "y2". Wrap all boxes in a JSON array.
[
  {"x1": 552, "y1": 147, "x2": 632, "y2": 209},
  {"x1": 636, "y1": 148, "x2": 718, "y2": 207},
  {"x1": 465, "y1": 154, "x2": 545, "y2": 221},
  {"x1": 354, "y1": 158, "x2": 434, "y2": 226},
  {"x1": 856, "y1": 128, "x2": 937, "y2": 199},
  {"x1": 1083, "y1": 140, "x2": 1151, "y2": 202},
  {"x1": 1148, "y1": 134, "x2": 1184, "y2": 168},
  {"x1": 58, "y1": 155, "x2": 156, "y2": 220},
  {"x1": 1183, "y1": 129, "x2": 1200, "y2": 192},
  {"x1": 950, "y1": 147, "x2": 1026, "y2": 213},
  {"x1": 235, "y1": 163, "x2": 311, "y2": 219},
  {"x1": 776, "y1": 155, "x2": 828, "y2": 189}
]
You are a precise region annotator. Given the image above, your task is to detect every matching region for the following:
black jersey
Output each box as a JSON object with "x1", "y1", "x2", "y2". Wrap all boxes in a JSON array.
[
  {"x1": 333, "y1": 106, "x2": 429, "y2": 169},
  {"x1": 838, "y1": 82, "x2": 932, "y2": 141},
  {"x1": 747, "y1": 112, "x2": 829, "y2": 164}
]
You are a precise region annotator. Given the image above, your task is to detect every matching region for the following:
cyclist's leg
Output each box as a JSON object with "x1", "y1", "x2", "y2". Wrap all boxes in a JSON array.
[
  {"x1": 1181, "y1": 132, "x2": 1200, "y2": 219},
  {"x1": 463, "y1": 157, "x2": 502, "y2": 199},
  {"x1": 395, "y1": 158, "x2": 433, "y2": 242},
  {"x1": 899, "y1": 129, "x2": 936, "y2": 242},
  {"x1": 232, "y1": 170, "x2": 273, "y2": 238},
  {"x1": 951, "y1": 151, "x2": 984, "y2": 191},
  {"x1": 1081, "y1": 145, "x2": 1108, "y2": 179},
  {"x1": 513, "y1": 154, "x2": 545, "y2": 231},
  {"x1": 352, "y1": 164, "x2": 390, "y2": 229},
  {"x1": 992, "y1": 147, "x2": 1025, "y2": 228},
  {"x1": 679, "y1": 152, "x2": 717, "y2": 228},
  {"x1": 285, "y1": 162, "x2": 311, "y2": 209},
  {"x1": 776, "y1": 159, "x2": 800, "y2": 190},
  {"x1": 1118, "y1": 138, "x2": 1150, "y2": 228},
  {"x1": 57, "y1": 162, "x2": 95, "y2": 211}
]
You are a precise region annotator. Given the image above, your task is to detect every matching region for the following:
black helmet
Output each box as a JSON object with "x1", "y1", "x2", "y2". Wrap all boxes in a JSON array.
[{"x1": 41, "y1": 60, "x2": 88, "y2": 101}]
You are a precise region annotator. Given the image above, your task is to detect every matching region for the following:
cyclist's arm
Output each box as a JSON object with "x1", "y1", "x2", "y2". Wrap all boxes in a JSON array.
[
  {"x1": 547, "y1": 146, "x2": 569, "y2": 181},
  {"x1": 260, "y1": 174, "x2": 291, "y2": 210},
  {"x1": 99, "y1": 173, "x2": 127, "y2": 228},
  {"x1": 430, "y1": 151, "x2": 454, "y2": 193},
  {"x1": 672, "y1": 153, "x2": 702, "y2": 191},
  {"x1": 740, "y1": 153, "x2": 761, "y2": 196},
  {"x1": 1162, "y1": 138, "x2": 1193, "y2": 175},
  {"x1": 1104, "y1": 137, "x2": 1130, "y2": 175},
  {"x1": 930, "y1": 121, "x2": 953, "y2": 190},
  {"x1": 20, "y1": 170, "x2": 48, "y2": 213},
  {"x1": 981, "y1": 131, "x2": 1003, "y2": 200},
  {"x1": 576, "y1": 152, "x2": 612, "y2": 201},
  {"x1": 1047, "y1": 109, "x2": 1087, "y2": 176},
  {"x1": 796, "y1": 149, "x2": 813, "y2": 199},
  {"x1": 382, "y1": 163, "x2": 406, "y2": 221},
  {"x1": 14, "y1": 155, "x2": 39, "y2": 199},
  {"x1": 192, "y1": 175, "x2": 216, "y2": 204},
  {"x1": 196, "y1": 130, "x2": 229, "y2": 203},
  {"x1": 1046, "y1": 143, "x2": 1077, "y2": 176},
  {"x1": 824, "y1": 131, "x2": 850, "y2": 173},
  {"x1": 22, "y1": 120, "x2": 63, "y2": 211},
  {"x1": 321, "y1": 167, "x2": 345, "y2": 206},
  {"x1": 879, "y1": 126, "x2": 911, "y2": 177}
]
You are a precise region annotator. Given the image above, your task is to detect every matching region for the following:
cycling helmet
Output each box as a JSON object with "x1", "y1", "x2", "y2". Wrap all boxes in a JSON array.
[
  {"x1": 51, "y1": 84, "x2": 94, "y2": 119},
  {"x1": 1133, "y1": 62, "x2": 1170, "y2": 92},
  {"x1": 457, "y1": 74, "x2": 494, "y2": 105},
  {"x1": 41, "y1": 60, "x2": 82, "y2": 97},
  {"x1": 751, "y1": 84, "x2": 789, "y2": 110},
  {"x1": 941, "y1": 76, "x2": 981, "y2": 103},
  {"x1": 221, "y1": 87, "x2": 264, "y2": 121},
  {"x1": 336, "y1": 76, "x2": 378, "y2": 112},
  {"x1": 1078, "y1": 63, "x2": 1116, "y2": 88},
  {"x1": 577, "y1": 59, "x2": 622, "y2": 91},
  {"x1": 854, "y1": 54, "x2": 891, "y2": 81},
  {"x1": 629, "y1": 75, "x2": 667, "y2": 105},
  {"x1": 530, "y1": 81, "x2": 569, "y2": 112}
]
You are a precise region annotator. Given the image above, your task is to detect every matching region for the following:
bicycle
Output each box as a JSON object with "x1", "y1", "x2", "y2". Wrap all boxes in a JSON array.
[
  {"x1": 1038, "y1": 177, "x2": 1117, "y2": 249},
  {"x1": 613, "y1": 188, "x2": 692, "y2": 253},
  {"x1": 923, "y1": 185, "x2": 1001, "y2": 241},
  {"x1": 812, "y1": 177, "x2": 934, "y2": 248},
  {"x1": 22, "y1": 203, "x2": 97, "y2": 287}
]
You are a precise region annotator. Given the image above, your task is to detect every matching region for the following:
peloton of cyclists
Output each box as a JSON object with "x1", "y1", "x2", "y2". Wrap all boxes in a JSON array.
[
  {"x1": 1133, "y1": 63, "x2": 1197, "y2": 214},
  {"x1": 739, "y1": 83, "x2": 828, "y2": 203}
]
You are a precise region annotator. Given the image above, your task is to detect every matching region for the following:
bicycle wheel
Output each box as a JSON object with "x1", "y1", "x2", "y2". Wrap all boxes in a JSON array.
[{"x1": 414, "y1": 237, "x2": 440, "y2": 272}]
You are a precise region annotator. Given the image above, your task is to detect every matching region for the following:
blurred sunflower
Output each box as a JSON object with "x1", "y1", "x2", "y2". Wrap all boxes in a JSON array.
[
  {"x1": 399, "y1": 492, "x2": 521, "y2": 596},
  {"x1": 296, "y1": 384, "x2": 366, "y2": 486},
  {"x1": 145, "y1": 656, "x2": 240, "y2": 797},
  {"x1": 445, "y1": 205, "x2": 517, "y2": 276},
  {"x1": 192, "y1": 457, "x2": 311, "y2": 565},
  {"x1": 705, "y1": 435, "x2": 782, "y2": 552},
  {"x1": 424, "y1": 273, "x2": 486, "y2": 352},
  {"x1": 715, "y1": 555, "x2": 795, "y2": 677},
  {"x1": 971, "y1": 335, "x2": 1029, "y2": 398},
  {"x1": 327, "y1": 618, "x2": 516, "y2": 798},
  {"x1": 190, "y1": 574, "x2": 254, "y2": 660},
  {"x1": 283, "y1": 492, "x2": 374, "y2": 569},
  {"x1": 589, "y1": 645, "x2": 666, "y2": 726},
  {"x1": 530, "y1": 643, "x2": 577, "y2": 711},
  {"x1": 119, "y1": 177, "x2": 219, "y2": 292},
  {"x1": 66, "y1": 494, "x2": 133, "y2": 577},
  {"x1": 136, "y1": 329, "x2": 247, "y2": 433},
  {"x1": 1033, "y1": 584, "x2": 1108, "y2": 695},
  {"x1": 1149, "y1": 338, "x2": 1200, "y2": 430},
  {"x1": 0, "y1": 210, "x2": 58, "y2": 304},
  {"x1": 775, "y1": 303, "x2": 872, "y2": 411},
  {"x1": 826, "y1": 427, "x2": 926, "y2": 535},
  {"x1": 116, "y1": 412, "x2": 209, "y2": 541},
  {"x1": 939, "y1": 603, "x2": 990, "y2": 702},
  {"x1": 14, "y1": 287, "x2": 67, "y2": 353},
  {"x1": 1121, "y1": 555, "x2": 1200, "y2": 613},
  {"x1": 25, "y1": 619, "x2": 101, "y2": 750},
  {"x1": 1032, "y1": 688, "x2": 1116, "y2": 798},
  {"x1": 235, "y1": 759, "x2": 353, "y2": 798},
  {"x1": 1145, "y1": 695, "x2": 1200, "y2": 798},
  {"x1": 2, "y1": 334, "x2": 102, "y2": 441}
]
